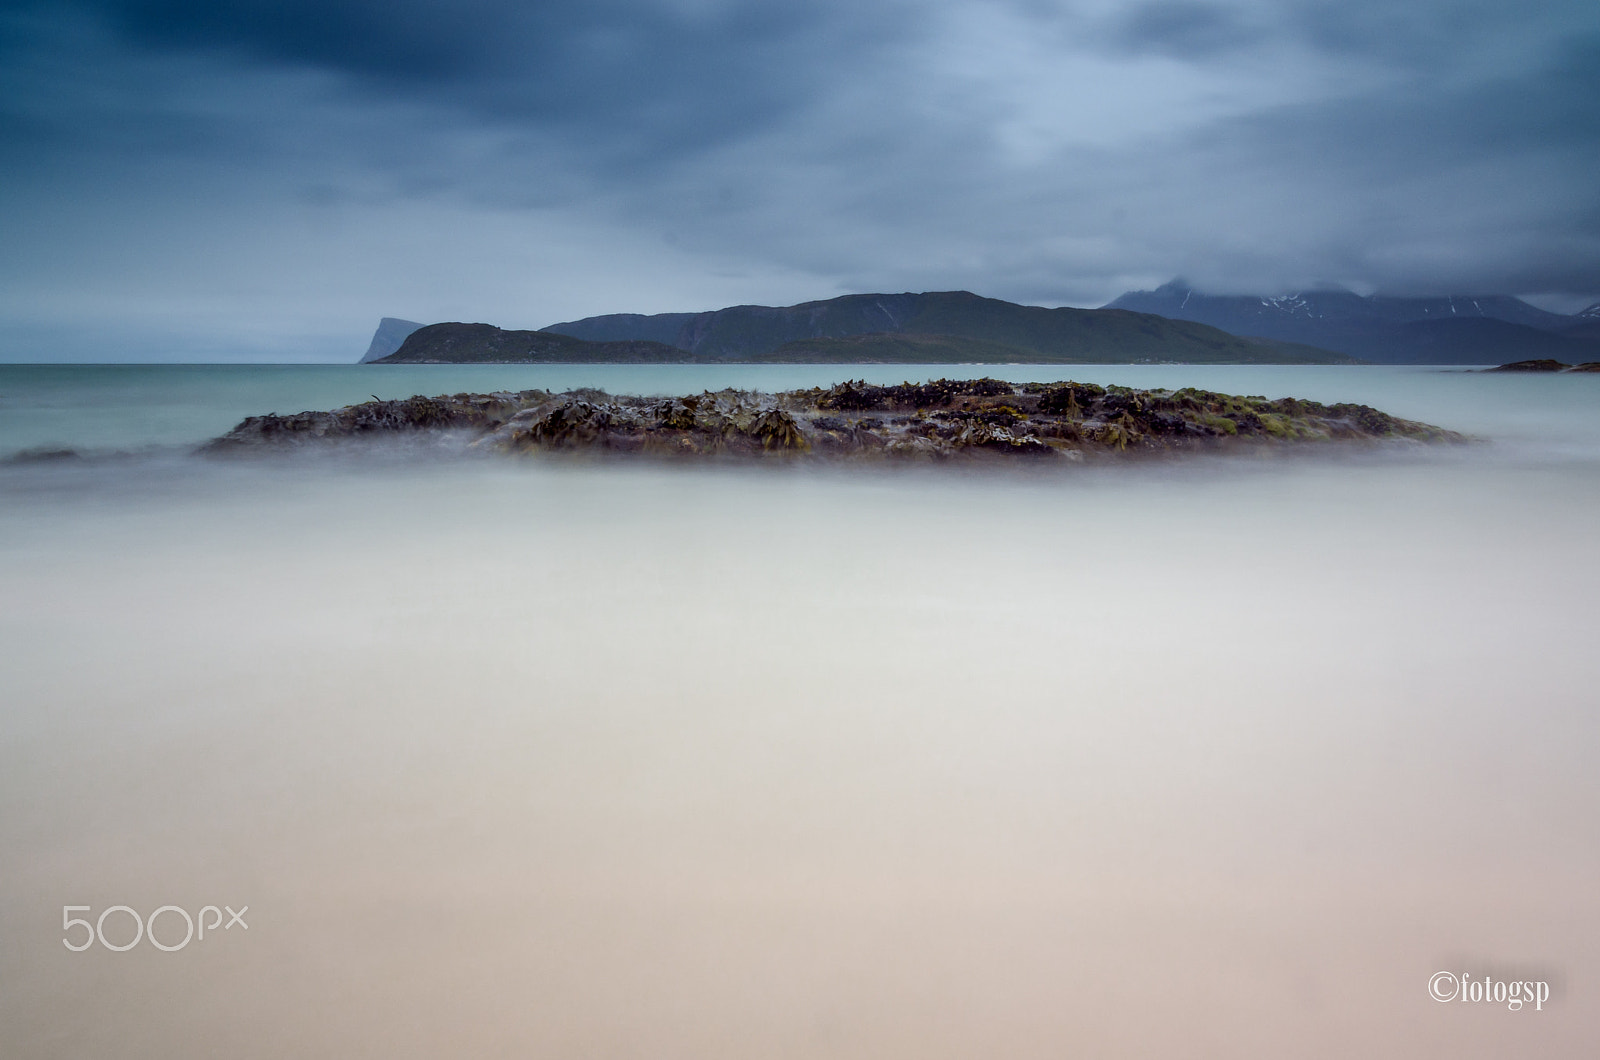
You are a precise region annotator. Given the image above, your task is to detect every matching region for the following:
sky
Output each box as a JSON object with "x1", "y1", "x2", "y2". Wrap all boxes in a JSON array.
[{"x1": 1, "y1": 0, "x2": 1597, "y2": 361}]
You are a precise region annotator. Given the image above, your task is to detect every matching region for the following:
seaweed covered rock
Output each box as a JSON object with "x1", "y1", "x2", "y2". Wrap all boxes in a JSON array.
[
  {"x1": 203, "y1": 391, "x2": 538, "y2": 451},
  {"x1": 205, "y1": 378, "x2": 1466, "y2": 462},
  {"x1": 1486, "y1": 359, "x2": 1569, "y2": 372},
  {"x1": 1484, "y1": 359, "x2": 1600, "y2": 373}
]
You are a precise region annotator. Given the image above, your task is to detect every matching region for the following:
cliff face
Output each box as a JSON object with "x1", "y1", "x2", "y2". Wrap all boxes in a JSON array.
[
  {"x1": 359, "y1": 318, "x2": 424, "y2": 363},
  {"x1": 540, "y1": 291, "x2": 1351, "y2": 364}
]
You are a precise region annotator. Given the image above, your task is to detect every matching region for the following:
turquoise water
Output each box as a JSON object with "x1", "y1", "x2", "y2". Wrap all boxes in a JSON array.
[{"x1": 4, "y1": 362, "x2": 1599, "y2": 458}]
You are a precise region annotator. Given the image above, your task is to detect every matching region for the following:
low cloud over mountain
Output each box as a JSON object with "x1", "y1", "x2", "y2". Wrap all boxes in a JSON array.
[{"x1": 1106, "y1": 281, "x2": 1600, "y2": 363}]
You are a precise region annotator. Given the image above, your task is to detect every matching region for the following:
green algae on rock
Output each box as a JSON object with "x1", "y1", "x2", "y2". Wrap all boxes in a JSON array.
[{"x1": 204, "y1": 378, "x2": 1465, "y2": 461}]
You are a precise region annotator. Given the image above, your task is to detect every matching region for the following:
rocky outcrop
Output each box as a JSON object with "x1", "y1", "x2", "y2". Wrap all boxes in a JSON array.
[
  {"x1": 1486, "y1": 359, "x2": 1569, "y2": 372},
  {"x1": 204, "y1": 379, "x2": 1465, "y2": 461},
  {"x1": 1484, "y1": 359, "x2": 1600, "y2": 372},
  {"x1": 201, "y1": 392, "x2": 530, "y2": 451}
]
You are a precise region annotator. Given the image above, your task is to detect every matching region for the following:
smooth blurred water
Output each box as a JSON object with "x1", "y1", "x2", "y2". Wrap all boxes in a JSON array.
[{"x1": 2, "y1": 363, "x2": 1597, "y2": 1059}]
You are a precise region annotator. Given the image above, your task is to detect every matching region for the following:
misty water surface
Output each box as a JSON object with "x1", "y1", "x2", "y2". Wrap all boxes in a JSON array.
[{"x1": 1, "y1": 367, "x2": 1597, "y2": 1057}]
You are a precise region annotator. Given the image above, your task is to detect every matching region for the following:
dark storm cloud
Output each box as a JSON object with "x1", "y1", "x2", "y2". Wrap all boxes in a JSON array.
[
  {"x1": 17, "y1": 0, "x2": 893, "y2": 159},
  {"x1": 1138, "y1": 33, "x2": 1600, "y2": 296},
  {"x1": 1111, "y1": 2, "x2": 1261, "y2": 58},
  {"x1": 101, "y1": 0, "x2": 541, "y2": 78},
  {"x1": 0, "y1": 0, "x2": 1597, "y2": 359}
]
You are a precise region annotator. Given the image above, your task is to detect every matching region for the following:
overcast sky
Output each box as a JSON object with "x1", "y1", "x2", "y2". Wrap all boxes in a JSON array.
[{"x1": 2, "y1": 0, "x2": 1597, "y2": 360}]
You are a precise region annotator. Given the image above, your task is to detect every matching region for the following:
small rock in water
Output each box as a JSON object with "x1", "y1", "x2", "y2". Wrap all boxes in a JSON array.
[
  {"x1": 5, "y1": 447, "x2": 84, "y2": 464},
  {"x1": 1486, "y1": 359, "x2": 1569, "y2": 372}
]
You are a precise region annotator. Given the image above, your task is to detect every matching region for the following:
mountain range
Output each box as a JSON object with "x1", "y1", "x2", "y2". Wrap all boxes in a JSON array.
[
  {"x1": 1104, "y1": 282, "x2": 1600, "y2": 364},
  {"x1": 539, "y1": 290, "x2": 1343, "y2": 363},
  {"x1": 374, "y1": 291, "x2": 1345, "y2": 365},
  {"x1": 367, "y1": 286, "x2": 1600, "y2": 366}
]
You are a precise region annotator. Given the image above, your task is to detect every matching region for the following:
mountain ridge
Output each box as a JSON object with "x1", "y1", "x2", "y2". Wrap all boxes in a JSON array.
[
  {"x1": 533, "y1": 290, "x2": 1350, "y2": 364},
  {"x1": 1103, "y1": 281, "x2": 1600, "y2": 364},
  {"x1": 370, "y1": 323, "x2": 693, "y2": 364}
]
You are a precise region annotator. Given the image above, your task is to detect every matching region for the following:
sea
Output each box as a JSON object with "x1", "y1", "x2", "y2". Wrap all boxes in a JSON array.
[{"x1": 2, "y1": 362, "x2": 1597, "y2": 1058}]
